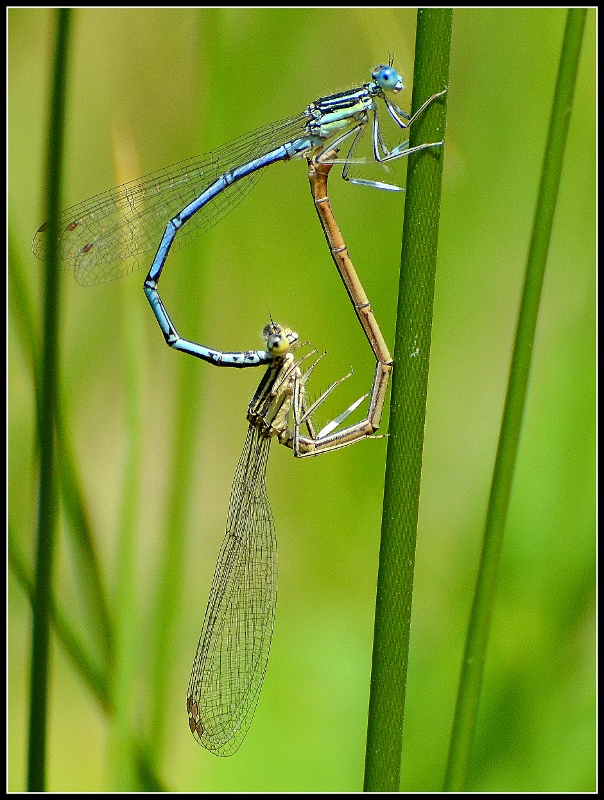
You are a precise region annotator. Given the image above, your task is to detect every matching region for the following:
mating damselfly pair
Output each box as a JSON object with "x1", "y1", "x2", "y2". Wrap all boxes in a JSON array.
[{"x1": 34, "y1": 64, "x2": 446, "y2": 755}]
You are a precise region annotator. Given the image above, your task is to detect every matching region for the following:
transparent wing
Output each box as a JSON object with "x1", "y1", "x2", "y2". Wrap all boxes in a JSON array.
[
  {"x1": 32, "y1": 114, "x2": 308, "y2": 285},
  {"x1": 187, "y1": 426, "x2": 277, "y2": 756}
]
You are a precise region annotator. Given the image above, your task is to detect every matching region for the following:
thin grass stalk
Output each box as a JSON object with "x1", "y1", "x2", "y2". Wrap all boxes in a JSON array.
[
  {"x1": 26, "y1": 8, "x2": 73, "y2": 791},
  {"x1": 56, "y1": 416, "x2": 114, "y2": 667},
  {"x1": 10, "y1": 188, "x2": 148, "y2": 789},
  {"x1": 364, "y1": 8, "x2": 452, "y2": 792},
  {"x1": 9, "y1": 527, "x2": 169, "y2": 790},
  {"x1": 11, "y1": 526, "x2": 109, "y2": 712},
  {"x1": 9, "y1": 227, "x2": 114, "y2": 695},
  {"x1": 11, "y1": 230, "x2": 114, "y2": 697},
  {"x1": 8, "y1": 230, "x2": 42, "y2": 428},
  {"x1": 443, "y1": 9, "x2": 588, "y2": 791}
]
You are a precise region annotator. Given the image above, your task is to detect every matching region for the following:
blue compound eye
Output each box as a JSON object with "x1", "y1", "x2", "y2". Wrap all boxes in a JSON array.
[{"x1": 372, "y1": 65, "x2": 403, "y2": 91}]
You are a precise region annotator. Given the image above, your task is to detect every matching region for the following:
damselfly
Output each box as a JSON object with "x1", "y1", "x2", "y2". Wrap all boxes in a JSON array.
[
  {"x1": 186, "y1": 153, "x2": 394, "y2": 755},
  {"x1": 33, "y1": 63, "x2": 445, "y2": 369}
]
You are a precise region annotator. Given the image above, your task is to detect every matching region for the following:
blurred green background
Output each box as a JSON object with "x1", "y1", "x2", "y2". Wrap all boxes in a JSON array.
[{"x1": 8, "y1": 8, "x2": 595, "y2": 792}]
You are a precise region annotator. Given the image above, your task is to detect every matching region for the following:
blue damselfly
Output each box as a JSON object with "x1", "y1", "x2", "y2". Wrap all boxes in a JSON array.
[{"x1": 33, "y1": 64, "x2": 445, "y2": 369}]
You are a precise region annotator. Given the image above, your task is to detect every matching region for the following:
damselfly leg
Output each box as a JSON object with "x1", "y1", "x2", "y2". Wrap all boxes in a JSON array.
[{"x1": 316, "y1": 86, "x2": 447, "y2": 190}]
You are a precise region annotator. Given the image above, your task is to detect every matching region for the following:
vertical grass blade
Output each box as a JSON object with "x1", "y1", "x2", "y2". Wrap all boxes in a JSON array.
[
  {"x1": 10, "y1": 525, "x2": 110, "y2": 713},
  {"x1": 364, "y1": 8, "x2": 453, "y2": 792},
  {"x1": 27, "y1": 8, "x2": 73, "y2": 791},
  {"x1": 9, "y1": 226, "x2": 114, "y2": 711},
  {"x1": 10, "y1": 525, "x2": 169, "y2": 790},
  {"x1": 443, "y1": 9, "x2": 588, "y2": 791}
]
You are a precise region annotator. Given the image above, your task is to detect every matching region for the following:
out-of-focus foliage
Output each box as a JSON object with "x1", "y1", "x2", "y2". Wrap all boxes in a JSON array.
[{"x1": 9, "y1": 8, "x2": 595, "y2": 792}]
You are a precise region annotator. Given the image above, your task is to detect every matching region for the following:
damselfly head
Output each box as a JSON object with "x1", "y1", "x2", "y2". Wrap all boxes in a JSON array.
[
  {"x1": 371, "y1": 65, "x2": 403, "y2": 93},
  {"x1": 263, "y1": 322, "x2": 298, "y2": 356}
]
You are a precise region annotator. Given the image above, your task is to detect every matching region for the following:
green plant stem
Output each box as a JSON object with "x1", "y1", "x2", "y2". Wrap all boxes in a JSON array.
[
  {"x1": 27, "y1": 8, "x2": 72, "y2": 791},
  {"x1": 9, "y1": 226, "x2": 114, "y2": 694},
  {"x1": 10, "y1": 527, "x2": 169, "y2": 790},
  {"x1": 443, "y1": 8, "x2": 587, "y2": 791},
  {"x1": 11, "y1": 527, "x2": 110, "y2": 713},
  {"x1": 57, "y1": 415, "x2": 114, "y2": 668},
  {"x1": 364, "y1": 8, "x2": 452, "y2": 792}
]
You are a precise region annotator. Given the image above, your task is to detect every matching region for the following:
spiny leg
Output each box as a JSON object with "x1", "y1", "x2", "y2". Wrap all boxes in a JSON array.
[
  {"x1": 298, "y1": 363, "x2": 355, "y2": 426},
  {"x1": 384, "y1": 86, "x2": 448, "y2": 131}
]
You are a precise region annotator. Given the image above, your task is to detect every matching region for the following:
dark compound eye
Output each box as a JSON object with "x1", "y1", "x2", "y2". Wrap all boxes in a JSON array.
[{"x1": 268, "y1": 333, "x2": 288, "y2": 355}]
